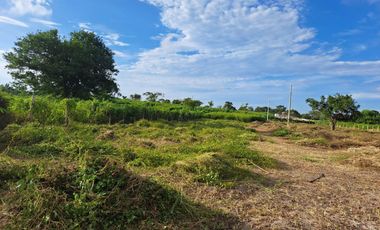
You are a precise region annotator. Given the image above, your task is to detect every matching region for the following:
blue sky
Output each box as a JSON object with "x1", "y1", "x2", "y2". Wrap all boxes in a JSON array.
[{"x1": 0, "y1": 0, "x2": 380, "y2": 112}]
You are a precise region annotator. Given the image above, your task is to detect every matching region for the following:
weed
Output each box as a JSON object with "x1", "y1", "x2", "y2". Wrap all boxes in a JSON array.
[{"x1": 272, "y1": 128, "x2": 291, "y2": 137}]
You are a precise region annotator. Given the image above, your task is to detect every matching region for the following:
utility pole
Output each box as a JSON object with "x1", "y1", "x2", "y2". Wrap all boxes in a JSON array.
[
  {"x1": 287, "y1": 84, "x2": 293, "y2": 127},
  {"x1": 266, "y1": 98, "x2": 270, "y2": 121}
]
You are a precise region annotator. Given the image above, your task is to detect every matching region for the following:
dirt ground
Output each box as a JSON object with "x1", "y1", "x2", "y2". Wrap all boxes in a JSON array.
[{"x1": 176, "y1": 122, "x2": 380, "y2": 229}]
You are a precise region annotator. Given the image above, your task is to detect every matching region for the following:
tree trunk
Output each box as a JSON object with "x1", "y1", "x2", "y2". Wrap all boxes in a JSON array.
[
  {"x1": 65, "y1": 99, "x2": 69, "y2": 126},
  {"x1": 330, "y1": 118, "x2": 337, "y2": 131},
  {"x1": 27, "y1": 92, "x2": 35, "y2": 121}
]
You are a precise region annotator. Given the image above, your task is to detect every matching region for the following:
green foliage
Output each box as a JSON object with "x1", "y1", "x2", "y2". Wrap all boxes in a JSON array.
[
  {"x1": 223, "y1": 101, "x2": 236, "y2": 111},
  {"x1": 204, "y1": 111, "x2": 268, "y2": 122},
  {"x1": 357, "y1": 110, "x2": 380, "y2": 124},
  {"x1": 4, "y1": 94, "x2": 270, "y2": 125},
  {"x1": 0, "y1": 92, "x2": 12, "y2": 130},
  {"x1": 143, "y1": 92, "x2": 163, "y2": 102},
  {"x1": 4, "y1": 157, "x2": 199, "y2": 229},
  {"x1": 306, "y1": 94, "x2": 360, "y2": 130},
  {"x1": 130, "y1": 94, "x2": 142, "y2": 100},
  {"x1": 0, "y1": 117, "x2": 275, "y2": 228},
  {"x1": 272, "y1": 128, "x2": 291, "y2": 137},
  {"x1": 3, "y1": 29, "x2": 119, "y2": 99},
  {"x1": 182, "y1": 98, "x2": 203, "y2": 109}
]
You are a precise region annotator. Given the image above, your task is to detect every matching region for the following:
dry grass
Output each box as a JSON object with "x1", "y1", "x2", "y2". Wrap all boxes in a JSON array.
[{"x1": 2, "y1": 120, "x2": 380, "y2": 229}]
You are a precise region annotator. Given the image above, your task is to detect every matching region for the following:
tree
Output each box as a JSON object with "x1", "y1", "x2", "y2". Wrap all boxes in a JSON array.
[
  {"x1": 239, "y1": 103, "x2": 249, "y2": 111},
  {"x1": 255, "y1": 106, "x2": 269, "y2": 112},
  {"x1": 207, "y1": 101, "x2": 214, "y2": 108},
  {"x1": 273, "y1": 105, "x2": 287, "y2": 114},
  {"x1": 159, "y1": 99, "x2": 171, "y2": 104},
  {"x1": 223, "y1": 101, "x2": 236, "y2": 111},
  {"x1": 143, "y1": 92, "x2": 163, "y2": 102},
  {"x1": 172, "y1": 99, "x2": 182, "y2": 104},
  {"x1": 0, "y1": 83, "x2": 28, "y2": 95},
  {"x1": 357, "y1": 110, "x2": 380, "y2": 124},
  {"x1": 4, "y1": 29, "x2": 119, "y2": 99},
  {"x1": 239, "y1": 103, "x2": 254, "y2": 111},
  {"x1": 130, "y1": 94, "x2": 141, "y2": 100},
  {"x1": 290, "y1": 109, "x2": 301, "y2": 118},
  {"x1": 182, "y1": 98, "x2": 202, "y2": 109},
  {"x1": 306, "y1": 94, "x2": 359, "y2": 130}
]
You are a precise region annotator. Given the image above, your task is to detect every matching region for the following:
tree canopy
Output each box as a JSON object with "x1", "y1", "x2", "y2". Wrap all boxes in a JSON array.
[
  {"x1": 306, "y1": 94, "x2": 359, "y2": 130},
  {"x1": 143, "y1": 92, "x2": 163, "y2": 102},
  {"x1": 223, "y1": 101, "x2": 236, "y2": 111},
  {"x1": 4, "y1": 29, "x2": 119, "y2": 99}
]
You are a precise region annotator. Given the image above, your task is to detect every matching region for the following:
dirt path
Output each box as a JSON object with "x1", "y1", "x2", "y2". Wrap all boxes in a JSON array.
[{"x1": 182, "y1": 123, "x2": 380, "y2": 229}]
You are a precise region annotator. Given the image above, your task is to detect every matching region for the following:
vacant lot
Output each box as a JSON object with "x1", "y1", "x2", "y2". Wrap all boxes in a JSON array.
[{"x1": 1, "y1": 120, "x2": 379, "y2": 229}]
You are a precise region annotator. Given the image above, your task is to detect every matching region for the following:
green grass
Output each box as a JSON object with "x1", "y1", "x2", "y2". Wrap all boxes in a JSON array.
[
  {"x1": 272, "y1": 128, "x2": 291, "y2": 137},
  {"x1": 4, "y1": 92, "x2": 272, "y2": 125},
  {"x1": 0, "y1": 118, "x2": 275, "y2": 228}
]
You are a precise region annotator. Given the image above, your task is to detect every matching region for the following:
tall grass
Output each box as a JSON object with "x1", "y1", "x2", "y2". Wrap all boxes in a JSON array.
[{"x1": 5, "y1": 93, "x2": 269, "y2": 125}]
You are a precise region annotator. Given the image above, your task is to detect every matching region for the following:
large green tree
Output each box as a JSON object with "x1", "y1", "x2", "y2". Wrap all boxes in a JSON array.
[
  {"x1": 306, "y1": 94, "x2": 359, "y2": 130},
  {"x1": 4, "y1": 30, "x2": 119, "y2": 99}
]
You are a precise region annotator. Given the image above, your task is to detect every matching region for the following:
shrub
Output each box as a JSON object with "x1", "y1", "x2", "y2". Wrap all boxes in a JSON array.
[{"x1": 0, "y1": 92, "x2": 12, "y2": 130}]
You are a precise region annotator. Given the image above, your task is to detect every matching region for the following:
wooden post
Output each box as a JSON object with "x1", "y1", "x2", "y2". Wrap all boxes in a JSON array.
[
  {"x1": 287, "y1": 84, "x2": 293, "y2": 127},
  {"x1": 266, "y1": 98, "x2": 270, "y2": 121},
  {"x1": 27, "y1": 92, "x2": 35, "y2": 121}
]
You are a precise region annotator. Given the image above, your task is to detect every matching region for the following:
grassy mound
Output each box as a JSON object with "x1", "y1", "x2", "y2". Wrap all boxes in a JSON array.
[{"x1": 173, "y1": 152, "x2": 253, "y2": 186}]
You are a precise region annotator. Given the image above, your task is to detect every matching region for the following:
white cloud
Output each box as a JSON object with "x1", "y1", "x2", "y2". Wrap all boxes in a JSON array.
[
  {"x1": 104, "y1": 33, "x2": 129, "y2": 47},
  {"x1": 0, "y1": 15, "x2": 28, "y2": 27},
  {"x1": 353, "y1": 92, "x2": 380, "y2": 99},
  {"x1": 7, "y1": 0, "x2": 52, "y2": 16},
  {"x1": 78, "y1": 22, "x2": 92, "y2": 31},
  {"x1": 77, "y1": 23, "x2": 129, "y2": 47},
  {"x1": 113, "y1": 50, "x2": 128, "y2": 58},
  {"x1": 0, "y1": 50, "x2": 12, "y2": 84},
  {"x1": 121, "y1": 0, "x2": 380, "y2": 99},
  {"x1": 30, "y1": 18, "x2": 59, "y2": 27}
]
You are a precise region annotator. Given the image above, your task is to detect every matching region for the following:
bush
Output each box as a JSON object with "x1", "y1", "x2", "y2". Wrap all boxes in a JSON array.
[
  {"x1": 0, "y1": 93, "x2": 12, "y2": 130},
  {"x1": 272, "y1": 128, "x2": 290, "y2": 137}
]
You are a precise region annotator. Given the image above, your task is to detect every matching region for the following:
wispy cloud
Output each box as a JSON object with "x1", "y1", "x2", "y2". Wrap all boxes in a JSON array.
[
  {"x1": 353, "y1": 92, "x2": 380, "y2": 99},
  {"x1": 113, "y1": 50, "x2": 128, "y2": 58},
  {"x1": 30, "y1": 18, "x2": 59, "y2": 27},
  {"x1": 0, "y1": 15, "x2": 28, "y2": 27},
  {"x1": 337, "y1": 28, "x2": 362, "y2": 36},
  {"x1": 104, "y1": 33, "x2": 129, "y2": 47},
  {"x1": 77, "y1": 23, "x2": 129, "y2": 47},
  {"x1": 78, "y1": 22, "x2": 92, "y2": 31},
  {"x1": 6, "y1": 0, "x2": 52, "y2": 16}
]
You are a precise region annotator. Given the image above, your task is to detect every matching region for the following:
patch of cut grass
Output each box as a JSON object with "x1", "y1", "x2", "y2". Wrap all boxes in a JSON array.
[
  {"x1": 300, "y1": 156, "x2": 322, "y2": 163},
  {"x1": 296, "y1": 137, "x2": 329, "y2": 147},
  {"x1": 272, "y1": 128, "x2": 291, "y2": 137},
  {"x1": 2, "y1": 156, "x2": 224, "y2": 229}
]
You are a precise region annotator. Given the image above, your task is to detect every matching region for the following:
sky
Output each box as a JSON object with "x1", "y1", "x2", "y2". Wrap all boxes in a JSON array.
[{"x1": 0, "y1": 0, "x2": 380, "y2": 112}]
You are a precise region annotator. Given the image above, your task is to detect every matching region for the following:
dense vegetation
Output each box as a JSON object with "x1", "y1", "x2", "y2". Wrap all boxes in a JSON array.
[{"x1": 1, "y1": 92, "x2": 270, "y2": 125}]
